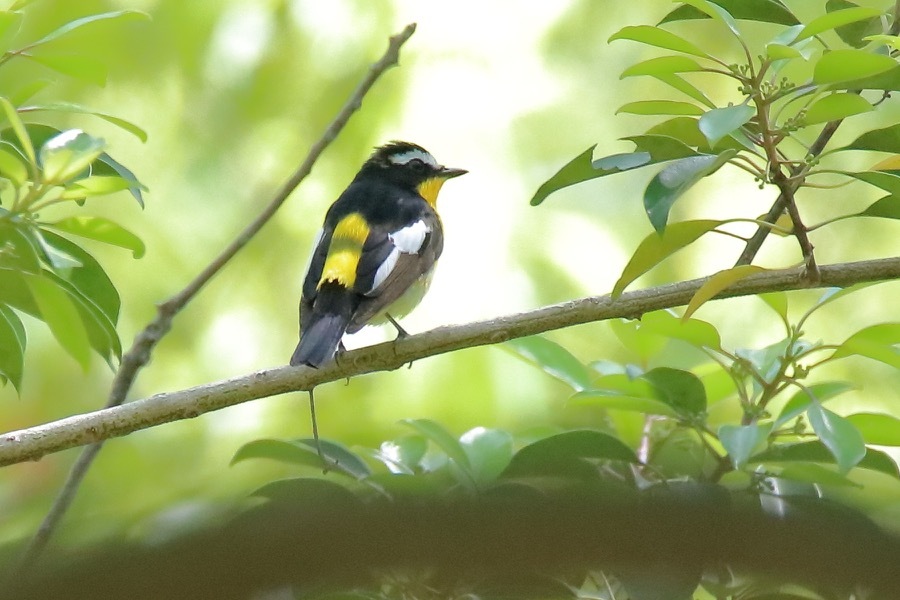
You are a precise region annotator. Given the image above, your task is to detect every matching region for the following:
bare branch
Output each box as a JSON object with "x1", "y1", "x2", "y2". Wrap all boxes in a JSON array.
[
  {"x1": 13, "y1": 22, "x2": 418, "y2": 575},
  {"x1": 1, "y1": 256, "x2": 898, "y2": 468}
]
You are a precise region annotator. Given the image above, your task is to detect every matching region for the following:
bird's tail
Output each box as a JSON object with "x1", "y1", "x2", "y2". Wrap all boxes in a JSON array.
[{"x1": 290, "y1": 284, "x2": 355, "y2": 368}]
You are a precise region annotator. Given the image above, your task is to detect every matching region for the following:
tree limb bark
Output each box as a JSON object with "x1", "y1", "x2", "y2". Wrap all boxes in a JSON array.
[{"x1": 1, "y1": 256, "x2": 897, "y2": 468}]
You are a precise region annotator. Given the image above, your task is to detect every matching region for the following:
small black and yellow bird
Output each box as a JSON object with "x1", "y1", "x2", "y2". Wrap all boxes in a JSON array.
[{"x1": 290, "y1": 141, "x2": 467, "y2": 368}]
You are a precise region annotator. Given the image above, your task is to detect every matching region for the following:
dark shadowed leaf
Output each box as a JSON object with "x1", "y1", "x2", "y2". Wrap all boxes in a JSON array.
[
  {"x1": 840, "y1": 123, "x2": 900, "y2": 153},
  {"x1": 641, "y1": 367, "x2": 707, "y2": 418},
  {"x1": 503, "y1": 430, "x2": 639, "y2": 478},
  {"x1": 644, "y1": 151, "x2": 736, "y2": 232},
  {"x1": 0, "y1": 304, "x2": 24, "y2": 392},
  {"x1": 94, "y1": 152, "x2": 145, "y2": 207},
  {"x1": 506, "y1": 335, "x2": 592, "y2": 391},
  {"x1": 807, "y1": 403, "x2": 866, "y2": 473},
  {"x1": 659, "y1": 0, "x2": 799, "y2": 26},
  {"x1": 613, "y1": 220, "x2": 723, "y2": 297},
  {"x1": 231, "y1": 438, "x2": 371, "y2": 480},
  {"x1": 753, "y1": 441, "x2": 898, "y2": 478},
  {"x1": 827, "y1": 0, "x2": 882, "y2": 48}
]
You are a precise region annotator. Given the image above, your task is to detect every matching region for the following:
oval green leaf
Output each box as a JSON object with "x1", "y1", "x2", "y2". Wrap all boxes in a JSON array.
[
  {"x1": 0, "y1": 145, "x2": 27, "y2": 185},
  {"x1": 659, "y1": 0, "x2": 799, "y2": 26},
  {"x1": 644, "y1": 150, "x2": 737, "y2": 232},
  {"x1": 620, "y1": 55, "x2": 706, "y2": 78},
  {"x1": 617, "y1": 100, "x2": 704, "y2": 116},
  {"x1": 20, "y1": 102, "x2": 148, "y2": 142},
  {"x1": 804, "y1": 93, "x2": 873, "y2": 125},
  {"x1": 503, "y1": 429, "x2": 639, "y2": 478},
  {"x1": 841, "y1": 123, "x2": 900, "y2": 153},
  {"x1": 460, "y1": 427, "x2": 513, "y2": 484},
  {"x1": 719, "y1": 423, "x2": 772, "y2": 469},
  {"x1": 608, "y1": 25, "x2": 710, "y2": 58},
  {"x1": 612, "y1": 219, "x2": 723, "y2": 297},
  {"x1": 807, "y1": 403, "x2": 866, "y2": 473},
  {"x1": 24, "y1": 272, "x2": 91, "y2": 369},
  {"x1": 795, "y1": 7, "x2": 882, "y2": 41},
  {"x1": 47, "y1": 216, "x2": 145, "y2": 258},
  {"x1": 401, "y1": 418, "x2": 470, "y2": 469},
  {"x1": 831, "y1": 322, "x2": 900, "y2": 368},
  {"x1": 813, "y1": 50, "x2": 897, "y2": 85},
  {"x1": 39, "y1": 129, "x2": 106, "y2": 184},
  {"x1": 637, "y1": 310, "x2": 722, "y2": 350},
  {"x1": 0, "y1": 304, "x2": 25, "y2": 392},
  {"x1": 846, "y1": 413, "x2": 900, "y2": 446},
  {"x1": 641, "y1": 367, "x2": 707, "y2": 418},
  {"x1": 698, "y1": 104, "x2": 755, "y2": 146},
  {"x1": 570, "y1": 391, "x2": 679, "y2": 418},
  {"x1": 505, "y1": 335, "x2": 591, "y2": 391},
  {"x1": 684, "y1": 265, "x2": 768, "y2": 319}
]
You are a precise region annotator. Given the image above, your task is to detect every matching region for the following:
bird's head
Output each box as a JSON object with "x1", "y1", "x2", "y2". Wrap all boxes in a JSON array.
[{"x1": 359, "y1": 141, "x2": 467, "y2": 207}]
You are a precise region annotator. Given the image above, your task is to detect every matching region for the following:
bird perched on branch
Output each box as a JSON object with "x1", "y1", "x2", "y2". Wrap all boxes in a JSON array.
[{"x1": 291, "y1": 141, "x2": 467, "y2": 368}]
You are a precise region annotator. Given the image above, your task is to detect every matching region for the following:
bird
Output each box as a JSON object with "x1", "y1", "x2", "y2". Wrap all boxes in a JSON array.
[{"x1": 290, "y1": 141, "x2": 467, "y2": 368}]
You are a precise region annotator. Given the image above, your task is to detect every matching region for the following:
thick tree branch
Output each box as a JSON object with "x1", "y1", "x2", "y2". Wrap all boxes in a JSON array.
[
  {"x1": 14, "y1": 23, "x2": 417, "y2": 575},
  {"x1": 1, "y1": 256, "x2": 898, "y2": 468}
]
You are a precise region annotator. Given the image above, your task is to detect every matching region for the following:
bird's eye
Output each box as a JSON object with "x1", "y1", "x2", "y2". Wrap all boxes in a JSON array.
[{"x1": 407, "y1": 158, "x2": 427, "y2": 172}]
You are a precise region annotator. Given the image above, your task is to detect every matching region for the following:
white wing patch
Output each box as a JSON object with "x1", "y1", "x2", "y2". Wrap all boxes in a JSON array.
[
  {"x1": 369, "y1": 220, "x2": 431, "y2": 293},
  {"x1": 388, "y1": 148, "x2": 438, "y2": 168}
]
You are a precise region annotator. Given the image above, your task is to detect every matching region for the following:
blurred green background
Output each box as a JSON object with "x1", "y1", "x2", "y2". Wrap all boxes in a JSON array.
[{"x1": 0, "y1": 0, "x2": 897, "y2": 549}]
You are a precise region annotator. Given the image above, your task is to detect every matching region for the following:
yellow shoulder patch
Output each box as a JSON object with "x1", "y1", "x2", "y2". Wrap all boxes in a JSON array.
[{"x1": 319, "y1": 212, "x2": 369, "y2": 289}]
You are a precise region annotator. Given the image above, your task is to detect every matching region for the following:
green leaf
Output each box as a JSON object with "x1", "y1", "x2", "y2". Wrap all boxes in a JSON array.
[
  {"x1": 645, "y1": 117, "x2": 747, "y2": 153},
  {"x1": 752, "y1": 441, "x2": 897, "y2": 477},
  {"x1": 0, "y1": 11, "x2": 23, "y2": 55},
  {"x1": 0, "y1": 144, "x2": 27, "y2": 185},
  {"x1": 250, "y1": 477, "x2": 362, "y2": 508},
  {"x1": 841, "y1": 123, "x2": 900, "y2": 153},
  {"x1": 401, "y1": 418, "x2": 470, "y2": 469},
  {"x1": 231, "y1": 438, "x2": 368, "y2": 479},
  {"x1": 37, "y1": 230, "x2": 120, "y2": 323},
  {"x1": 684, "y1": 265, "x2": 768, "y2": 319},
  {"x1": 807, "y1": 403, "x2": 865, "y2": 473},
  {"x1": 796, "y1": 7, "x2": 882, "y2": 42},
  {"x1": 644, "y1": 151, "x2": 737, "y2": 232},
  {"x1": 845, "y1": 169, "x2": 900, "y2": 196},
  {"x1": 777, "y1": 463, "x2": 861, "y2": 487},
  {"x1": 624, "y1": 134, "x2": 703, "y2": 161},
  {"x1": 26, "y1": 9, "x2": 149, "y2": 48},
  {"x1": 831, "y1": 322, "x2": 900, "y2": 369},
  {"x1": 698, "y1": 104, "x2": 755, "y2": 146},
  {"x1": 620, "y1": 56, "x2": 706, "y2": 78},
  {"x1": 0, "y1": 304, "x2": 24, "y2": 392},
  {"x1": 856, "y1": 195, "x2": 900, "y2": 220},
  {"x1": 24, "y1": 272, "x2": 91, "y2": 369},
  {"x1": 608, "y1": 25, "x2": 710, "y2": 58},
  {"x1": 25, "y1": 54, "x2": 107, "y2": 87},
  {"x1": 766, "y1": 42, "x2": 803, "y2": 60},
  {"x1": 530, "y1": 146, "x2": 596, "y2": 206},
  {"x1": 60, "y1": 175, "x2": 133, "y2": 200},
  {"x1": 506, "y1": 335, "x2": 591, "y2": 391},
  {"x1": 27, "y1": 226, "x2": 81, "y2": 269},
  {"x1": 460, "y1": 427, "x2": 513, "y2": 484},
  {"x1": 617, "y1": 100, "x2": 704, "y2": 116},
  {"x1": 503, "y1": 430, "x2": 639, "y2": 478},
  {"x1": 813, "y1": 50, "x2": 897, "y2": 85},
  {"x1": 39, "y1": 129, "x2": 105, "y2": 184},
  {"x1": 652, "y1": 73, "x2": 716, "y2": 108},
  {"x1": 20, "y1": 102, "x2": 147, "y2": 142},
  {"x1": 803, "y1": 93, "x2": 873, "y2": 125},
  {"x1": 719, "y1": 423, "x2": 772, "y2": 469},
  {"x1": 94, "y1": 152, "x2": 145, "y2": 208},
  {"x1": 641, "y1": 367, "x2": 707, "y2": 418},
  {"x1": 659, "y1": 0, "x2": 799, "y2": 26},
  {"x1": 372, "y1": 435, "x2": 428, "y2": 474},
  {"x1": 9, "y1": 79, "x2": 50, "y2": 106},
  {"x1": 830, "y1": 64, "x2": 900, "y2": 92},
  {"x1": 846, "y1": 413, "x2": 900, "y2": 446},
  {"x1": 0, "y1": 96, "x2": 34, "y2": 165},
  {"x1": 0, "y1": 222, "x2": 40, "y2": 273},
  {"x1": 612, "y1": 219, "x2": 722, "y2": 297},
  {"x1": 759, "y1": 291, "x2": 788, "y2": 321},
  {"x1": 637, "y1": 310, "x2": 722, "y2": 350},
  {"x1": 570, "y1": 390, "x2": 679, "y2": 418},
  {"x1": 775, "y1": 382, "x2": 855, "y2": 428},
  {"x1": 677, "y1": 0, "x2": 741, "y2": 37},
  {"x1": 608, "y1": 318, "x2": 667, "y2": 362},
  {"x1": 827, "y1": 0, "x2": 882, "y2": 48},
  {"x1": 46, "y1": 216, "x2": 145, "y2": 258}
]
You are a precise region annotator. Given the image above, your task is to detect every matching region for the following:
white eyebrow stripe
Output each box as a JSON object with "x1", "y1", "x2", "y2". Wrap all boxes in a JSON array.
[{"x1": 388, "y1": 148, "x2": 438, "y2": 167}]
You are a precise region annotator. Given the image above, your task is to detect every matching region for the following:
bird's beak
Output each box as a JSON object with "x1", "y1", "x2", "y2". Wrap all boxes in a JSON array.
[{"x1": 439, "y1": 166, "x2": 468, "y2": 179}]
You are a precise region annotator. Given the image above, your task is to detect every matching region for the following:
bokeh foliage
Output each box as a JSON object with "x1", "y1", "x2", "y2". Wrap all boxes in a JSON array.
[{"x1": 1, "y1": 1, "x2": 899, "y2": 599}]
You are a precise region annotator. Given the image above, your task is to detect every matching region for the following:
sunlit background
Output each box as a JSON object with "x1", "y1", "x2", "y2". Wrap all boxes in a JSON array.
[{"x1": 0, "y1": 0, "x2": 897, "y2": 547}]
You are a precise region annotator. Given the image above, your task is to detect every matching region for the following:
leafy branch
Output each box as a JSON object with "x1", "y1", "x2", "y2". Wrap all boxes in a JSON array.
[
  {"x1": 12, "y1": 22, "x2": 418, "y2": 576},
  {"x1": 0, "y1": 256, "x2": 897, "y2": 468}
]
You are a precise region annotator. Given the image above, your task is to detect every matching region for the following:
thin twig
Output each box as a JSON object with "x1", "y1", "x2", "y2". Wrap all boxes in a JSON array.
[
  {"x1": 0, "y1": 256, "x2": 898, "y2": 468},
  {"x1": 12, "y1": 22, "x2": 417, "y2": 577}
]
